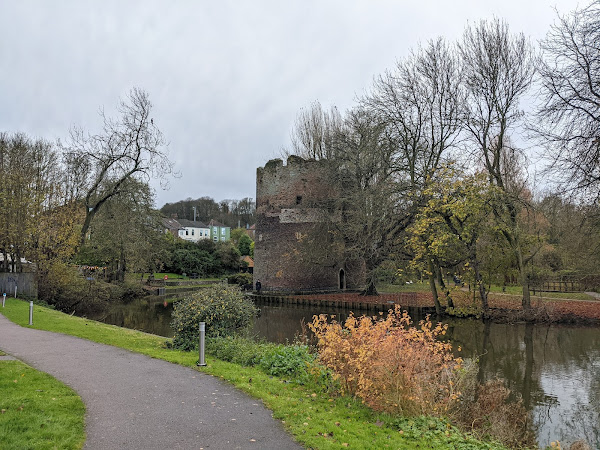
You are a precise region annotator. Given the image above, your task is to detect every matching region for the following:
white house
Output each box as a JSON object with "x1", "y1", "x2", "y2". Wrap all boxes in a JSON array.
[{"x1": 176, "y1": 219, "x2": 210, "y2": 242}]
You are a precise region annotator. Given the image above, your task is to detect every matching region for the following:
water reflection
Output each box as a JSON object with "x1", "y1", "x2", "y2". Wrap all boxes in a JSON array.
[
  {"x1": 251, "y1": 303, "x2": 599, "y2": 447},
  {"x1": 85, "y1": 296, "x2": 175, "y2": 338},
  {"x1": 445, "y1": 319, "x2": 600, "y2": 448},
  {"x1": 82, "y1": 297, "x2": 600, "y2": 448}
]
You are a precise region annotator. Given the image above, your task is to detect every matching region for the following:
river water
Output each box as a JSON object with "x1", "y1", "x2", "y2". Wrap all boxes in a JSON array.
[{"x1": 85, "y1": 296, "x2": 600, "y2": 448}]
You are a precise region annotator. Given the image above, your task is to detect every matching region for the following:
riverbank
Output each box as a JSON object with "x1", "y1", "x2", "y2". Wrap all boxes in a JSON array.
[
  {"x1": 1, "y1": 298, "x2": 505, "y2": 450},
  {"x1": 251, "y1": 290, "x2": 600, "y2": 323}
]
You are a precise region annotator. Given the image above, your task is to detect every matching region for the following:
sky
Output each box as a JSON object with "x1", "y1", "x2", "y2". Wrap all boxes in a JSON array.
[{"x1": 0, "y1": 0, "x2": 582, "y2": 208}]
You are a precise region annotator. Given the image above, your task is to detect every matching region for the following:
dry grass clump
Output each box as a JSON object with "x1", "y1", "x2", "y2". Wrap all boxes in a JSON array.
[
  {"x1": 310, "y1": 305, "x2": 537, "y2": 448},
  {"x1": 310, "y1": 305, "x2": 462, "y2": 416},
  {"x1": 451, "y1": 370, "x2": 536, "y2": 448}
]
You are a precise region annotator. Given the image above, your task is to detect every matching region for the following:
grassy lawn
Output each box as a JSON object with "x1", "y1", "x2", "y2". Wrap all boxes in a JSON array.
[
  {"x1": 164, "y1": 284, "x2": 213, "y2": 290},
  {"x1": 380, "y1": 281, "x2": 597, "y2": 301},
  {"x1": 378, "y1": 281, "x2": 431, "y2": 293},
  {"x1": 128, "y1": 272, "x2": 223, "y2": 281},
  {"x1": 0, "y1": 359, "x2": 85, "y2": 450},
  {"x1": 1, "y1": 298, "x2": 503, "y2": 449}
]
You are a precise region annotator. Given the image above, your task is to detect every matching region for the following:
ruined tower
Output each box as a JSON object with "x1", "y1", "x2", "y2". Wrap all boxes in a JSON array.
[{"x1": 254, "y1": 156, "x2": 364, "y2": 293}]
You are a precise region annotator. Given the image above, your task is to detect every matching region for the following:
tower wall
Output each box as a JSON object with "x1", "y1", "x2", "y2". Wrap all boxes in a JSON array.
[{"x1": 254, "y1": 156, "x2": 364, "y2": 293}]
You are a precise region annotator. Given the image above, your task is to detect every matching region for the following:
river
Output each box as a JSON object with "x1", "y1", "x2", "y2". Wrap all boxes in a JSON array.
[{"x1": 84, "y1": 296, "x2": 600, "y2": 448}]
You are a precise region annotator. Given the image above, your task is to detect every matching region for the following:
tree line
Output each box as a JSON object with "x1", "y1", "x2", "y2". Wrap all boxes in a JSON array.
[
  {"x1": 159, "y1": 196, "x2": 255, "y2": 229},
  {"x1": 283, "y1": 2, "x2": 600, "y2": 313},
  {"x1": 1, "y1": 86, "x2": 257, "y2": 311},
  {"x1": 0, "y1": 89, "x2": 181, "y2": 307}
]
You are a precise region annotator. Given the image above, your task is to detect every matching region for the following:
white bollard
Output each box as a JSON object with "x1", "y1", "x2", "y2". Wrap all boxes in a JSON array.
[
  {"x1": 14, "y1": 285, "x2": 17, "y2": 298},
  {"x1": 2, "y1": 293, "x2": 5, "y2": 307},
  {"x1": 29, "y1": 301, "x2": 33, "y2": 325},
  {"x1": 197, "y1": 322, "x2": 206, "y2": 366}
]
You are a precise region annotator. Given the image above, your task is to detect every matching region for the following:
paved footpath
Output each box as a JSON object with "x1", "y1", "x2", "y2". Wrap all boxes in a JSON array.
[{"x1": 0, "y1": 314, "x2": 303, "y2": 449}]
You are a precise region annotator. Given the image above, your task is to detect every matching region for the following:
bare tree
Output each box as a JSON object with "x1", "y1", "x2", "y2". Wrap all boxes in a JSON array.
[
  {"x1": 351, "y1": 38, "x2": 464, "y2": 295},
  {"x1": 291, "y1": 39, "x2": 464, "y2": 295},
  {"x1": 460, "y1": 18, "x2": 538, "y2": 309},
  {"x1": 363, "y1": 38, "x2": 464, "y2": 194},
  {"x1": 536, "y1": 1, "x2": 600, "y2": 196},
  {"x1": 83, "y1": 178, "x2": 164, "y2": 282},
  {"x1": 65, "y1": 88, "x2": 173, "y2": 247},
  {"x1": 331, "y1": 107, "x2": 398, "y2": 294},
  {"x1": 283, "y1": 101, "x2": 343, "y2": 160}
]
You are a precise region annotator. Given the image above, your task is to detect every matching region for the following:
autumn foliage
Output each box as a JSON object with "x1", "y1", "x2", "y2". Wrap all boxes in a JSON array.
[{"x1": 309, "y1": 305, "x2": 463, "y2": 416}]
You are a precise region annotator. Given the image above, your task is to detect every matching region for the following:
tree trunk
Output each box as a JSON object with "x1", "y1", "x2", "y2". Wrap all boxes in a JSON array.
[
  {"x1": 117, "y1": 246, "x2": 126, "y2": 283},
  {"x1": 360, "y1": 265, "x2": 379, "y2": 296},
  {"x1": 428, "y1": 259, "x2": 442, "y2": 315},
  {"x1": 361, "y1": 276, "x2": 379, "y2": 296},
  {"x1": 436, "y1": 264, "x2": 454, "y2": 308},
  {"x1": 79, "y1": 207, "x2": 95, "y2": 249}
]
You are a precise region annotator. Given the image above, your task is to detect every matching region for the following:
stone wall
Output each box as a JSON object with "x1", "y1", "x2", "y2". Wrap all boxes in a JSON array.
[{"x1": 254, "y1": 156, "x2": 364, "y2": 293}]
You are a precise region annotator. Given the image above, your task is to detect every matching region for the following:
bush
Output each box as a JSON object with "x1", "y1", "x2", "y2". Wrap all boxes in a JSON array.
[
  {"x1": 227, "y1": 272, "x2": 253, "y2": 287},
  {"x1": 170, "y1": 284, "x2": 258, "y2": 350},
  {"x1": 205, "y1": 335, "x2": 320, "y2": 384},
  {"x1": 205, "y1": 336, "x2": 320, "y2": 385},
  {"x1": 449, "y1": 361, "x2": 535, "y2": 448},
  {"x1": 169, "y1": 248, "x2": 217, "y2": 276},
  {"x1": 258, "y1": 344, "x2": 315, "y2": 380},
  {"x1": 309, "y1": 305, "x2": 463, "y2": 416},
  {"x1": 205, "y1": 336, "x2": 267, "y2": 366},
  {"x1": 37, "y1": 261, "x2": 134, "y2": 314},
  {"x1": 205, "y1": 336, "x2": 314, "y2": 377}
]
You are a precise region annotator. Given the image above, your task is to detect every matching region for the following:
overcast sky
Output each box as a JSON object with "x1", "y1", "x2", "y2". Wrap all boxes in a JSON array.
[{"x1": 0, "y1": 0, "x2": 581, "y2": 208}]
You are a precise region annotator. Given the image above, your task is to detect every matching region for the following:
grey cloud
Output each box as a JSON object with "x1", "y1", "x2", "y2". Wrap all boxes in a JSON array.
[{"x1": 0, "y1": 0, "x2": 580, "y2": 207}]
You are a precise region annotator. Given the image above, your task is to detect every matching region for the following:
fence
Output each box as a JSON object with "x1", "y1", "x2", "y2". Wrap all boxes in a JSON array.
[{"x1": 0, "y1": 273, "x2": 38, "y2": 298}]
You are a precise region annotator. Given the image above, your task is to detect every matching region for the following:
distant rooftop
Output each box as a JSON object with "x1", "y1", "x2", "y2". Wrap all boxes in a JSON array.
[{"x1": 177, "y1": 218, "x2": 208, "y2": 228}]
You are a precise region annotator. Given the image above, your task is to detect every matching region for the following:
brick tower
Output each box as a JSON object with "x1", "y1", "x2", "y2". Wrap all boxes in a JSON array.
[{"x1": 254, "y1": 156, "x2": 364, "y2": 293}]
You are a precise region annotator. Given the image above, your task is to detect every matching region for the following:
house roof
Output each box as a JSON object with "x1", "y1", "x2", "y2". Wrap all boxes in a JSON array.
[
  {"x1": 241, "y1": 255, "x2": 254, "y2": 268},
  {"x1": 162, "y1": 217, "x2": 183, "y2": 231},
  {"x1": 208, "y1": 219, "x2": 227, "y2": 228},
  {"x1": 177, "y1": 218, "x2": 208, "y2": 228}
]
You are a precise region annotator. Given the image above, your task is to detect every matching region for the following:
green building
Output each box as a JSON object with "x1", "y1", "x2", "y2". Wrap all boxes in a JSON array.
[{"x1": 208, "y1": 219, "x2": 231, "y2": 242}]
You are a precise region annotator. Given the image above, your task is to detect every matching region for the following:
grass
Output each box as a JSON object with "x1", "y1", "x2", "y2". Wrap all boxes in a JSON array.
[
  {"x1": 380, "y1": 281, "x2": 597, "y2": 301},
  {"x1": 0, "y1": 359, "x2": 85, "y2": 450},
  {"x1": 378, "y1": 281, "x2": 431, "y2": 293},
  {"x1": 136, "y1": 272, "x2": 221, "y2": 281},
  {"x1": 164, "y1": 284, "x2": 213, "y2": 290},
  {"x1": 0, "y1": 298, "x2": 504, "y2": 449}
]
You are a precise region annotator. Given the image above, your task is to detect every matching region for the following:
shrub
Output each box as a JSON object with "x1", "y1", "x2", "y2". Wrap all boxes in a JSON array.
[
  {"x1": 205, "y1": 336, "x2": 267, "y2": 366},
  {"x1": 309, "y1": 305, "x2": 463, "y2": 416},
  {"x1": 449, "y1": 362, "x2": 535, "y2": 449},
  {"x1": 205, "y1": 336, "x2": 315, "y2": 382},
  {"x1": 169, "y1": 248, "x2": 217, "y2": 276},
  {"x1": 170, "y1": 284, "x2": 258, "y2": 350},
  {"x1": 38, "y1": 261, "x2": 130, "y2": 314},
  {"x1": 227, "y1": 272, "x2": 253, "y2": 287},
  {"x1": 258, "y1": 344, "x2": 315, "y2": 380}
]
